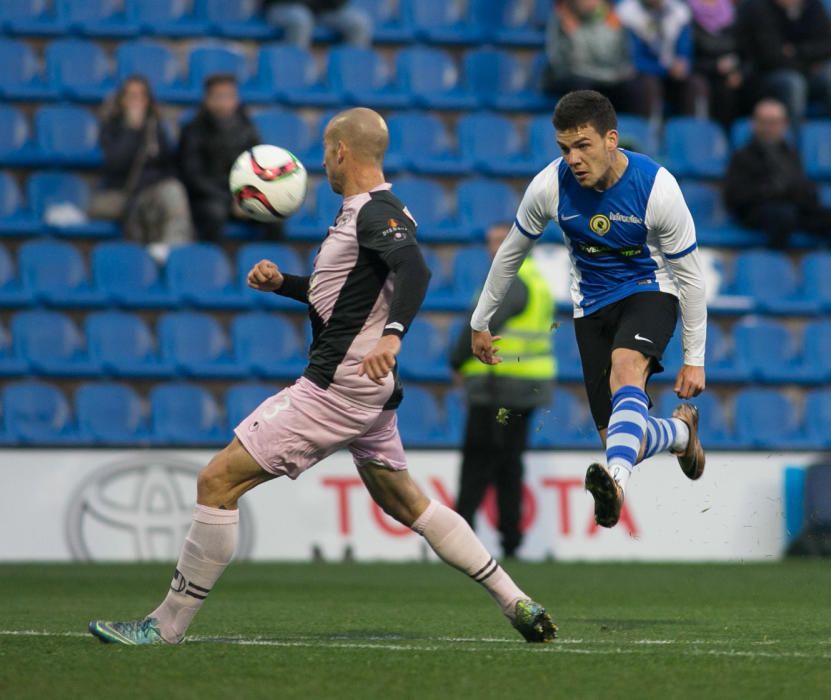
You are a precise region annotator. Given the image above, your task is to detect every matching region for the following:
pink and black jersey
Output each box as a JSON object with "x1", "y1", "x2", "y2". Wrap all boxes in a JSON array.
[{"x1": 275, "y1": 182, "x2": 430, "y2": 410}]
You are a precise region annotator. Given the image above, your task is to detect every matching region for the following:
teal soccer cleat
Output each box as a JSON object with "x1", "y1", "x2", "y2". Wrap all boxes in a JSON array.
[
  {"x1": 511, "y1": 599, "x2": 558, "y2": 643},
  {"x1": 88, "y1": 618, "x2": 166, "y2": 646}
]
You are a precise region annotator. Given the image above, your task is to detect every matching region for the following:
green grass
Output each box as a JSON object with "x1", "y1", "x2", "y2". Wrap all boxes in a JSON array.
[{"x1": 1, "y1": 562, "x2": 830, "y2": 699}]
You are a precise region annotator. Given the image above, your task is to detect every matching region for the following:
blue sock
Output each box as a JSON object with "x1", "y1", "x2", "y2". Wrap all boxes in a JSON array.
[
  {"x1": 606, "y1": 386, "x2": 649, "y2": 480},
  {"x1": 642, "y1": 417, "x2": 689, "y2": 461}
]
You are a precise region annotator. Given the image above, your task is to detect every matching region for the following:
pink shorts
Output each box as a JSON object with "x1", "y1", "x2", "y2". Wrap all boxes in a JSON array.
[{"x1": 234, "y1": 377, "x2": 407, "y2": 479}]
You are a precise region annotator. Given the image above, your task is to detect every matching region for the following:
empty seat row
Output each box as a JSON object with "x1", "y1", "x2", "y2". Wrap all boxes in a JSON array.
[
  {"x1": 3, "y1": 378, "x2": 830, "y2": 450},
  {"x1": 0, "y1": 38, "x2": 552, "y2": 110},
  {"x1": 0, "y1": 0, "x2": 548, "y2": 46}
]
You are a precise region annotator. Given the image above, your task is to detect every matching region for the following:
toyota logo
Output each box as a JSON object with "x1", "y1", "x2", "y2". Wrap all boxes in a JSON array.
[{"x1": 66, "y1": 456, "x2": 255, "y2": 561}]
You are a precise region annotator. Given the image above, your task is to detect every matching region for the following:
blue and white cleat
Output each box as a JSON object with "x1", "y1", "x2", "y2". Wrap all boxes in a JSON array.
[
  {"x1": 88, "y1": 617, "x2": 166, "y2": 645},
  {"x1": 511, "y1": 599, "x2": 558, "y2": 643}
]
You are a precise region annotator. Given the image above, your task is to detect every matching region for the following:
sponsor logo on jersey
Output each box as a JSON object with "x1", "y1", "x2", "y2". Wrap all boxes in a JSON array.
[
  {"x1": 589, "y1": 214, "x2": 611, "y2": 235},
  {"x1": 381, "y1": 218, "x2": 409, "y2": 240},
  {"x1": 609, "y1": 212, "x2": 643, "y2": 224}
]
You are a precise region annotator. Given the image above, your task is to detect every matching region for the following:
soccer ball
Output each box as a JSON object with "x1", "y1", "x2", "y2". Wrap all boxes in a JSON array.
[{"x1": 229, "y1": 145, "x2": 308, "y2": 222}]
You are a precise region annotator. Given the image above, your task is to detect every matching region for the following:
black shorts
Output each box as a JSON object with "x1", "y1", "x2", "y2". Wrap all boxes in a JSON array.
[{"x1": 574, "y1": 291, "x2": 679, "y2": 430}]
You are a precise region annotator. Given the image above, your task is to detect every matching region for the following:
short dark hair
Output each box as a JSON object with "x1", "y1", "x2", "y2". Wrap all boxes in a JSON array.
[
  {"x1": 553, "y1": 90, "x2": 617, "y2": 136},
  {"x1": 203, "y1": 73, "x2": 238, "y2": 93}
]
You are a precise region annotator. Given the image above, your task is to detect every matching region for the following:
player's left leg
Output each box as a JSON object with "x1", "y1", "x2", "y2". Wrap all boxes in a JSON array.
[{"x1": 351, "y1": 411, "x2": 557, "y2": 643}]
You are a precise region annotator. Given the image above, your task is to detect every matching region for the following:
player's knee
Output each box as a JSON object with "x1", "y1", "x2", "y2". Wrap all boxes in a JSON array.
[
  {"x1": 197, "y1": 449, "x2": 237, "y2": 507},
  {"x1": 610, "y1": 349, "x2": 650, "y2": 387}
]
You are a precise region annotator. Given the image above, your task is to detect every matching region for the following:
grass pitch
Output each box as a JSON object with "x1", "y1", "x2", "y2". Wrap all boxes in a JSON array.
[{"x1": 1, "y1": 561, "x2": 830, "y2": 699}]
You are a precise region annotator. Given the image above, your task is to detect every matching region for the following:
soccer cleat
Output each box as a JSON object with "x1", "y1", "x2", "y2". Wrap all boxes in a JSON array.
[
  {"x1": 671, "y1": 403, "x2": 706, "y2": 480},
  {"x1": 88, "y1": 617, "x2": 166, "y2": 646},
  {"x1": 511, "y1": 599, "x2": 558, "y2": 643},
  {"x1": 585, "y1": 462, "x2": 624, "y2": 528}
]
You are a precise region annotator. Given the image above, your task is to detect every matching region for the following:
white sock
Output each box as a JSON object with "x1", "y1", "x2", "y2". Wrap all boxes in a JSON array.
[
  {"x1": 148, "y1": 504, "x2": 238, "y2": 643},
  {"x1": 610, "y1": 463, "x2": 631, "y2": 492},
  {"x1": 411, "y1": 500, "x2": 527, "y2": 618}
]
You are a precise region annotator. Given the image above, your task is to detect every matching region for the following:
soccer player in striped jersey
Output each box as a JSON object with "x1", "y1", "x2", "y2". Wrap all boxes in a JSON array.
[{"x1": 471, "y1": 90, "x2": 707, "y2": 529}]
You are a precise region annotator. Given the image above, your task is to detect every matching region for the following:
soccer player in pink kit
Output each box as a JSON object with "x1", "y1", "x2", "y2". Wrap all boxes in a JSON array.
[{"x1": 89, "y1": 108, "x2": 556, "y2": 645}]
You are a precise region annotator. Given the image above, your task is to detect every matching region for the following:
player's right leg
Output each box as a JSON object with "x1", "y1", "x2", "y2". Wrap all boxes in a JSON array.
[{"x1": 89, "y1": 438, "x2": 273, "y2": 645}]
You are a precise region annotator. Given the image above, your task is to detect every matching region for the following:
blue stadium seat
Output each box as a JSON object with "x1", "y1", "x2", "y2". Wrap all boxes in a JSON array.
[
  {"x1": 166, "y1": 243, "x2": 249, "y2": 309},
  {"x1": 75, "y1": 382, "x2": 148, "y2": 444},
  {"x1": 0, "y1": 322, "x2": 28, "y2": 375},
  {"x1": 531, "y1": 389, "x2": 597, "y2": 449},
  {"x1": 398, "y1": 318, "x2": 451, "y2": 382},
  {"x1": 527, "y1": 115, "x2": 558, "y2": 169},
  {"x1": 0, "y1": 244, "x2": 30, "y2": 307},
  {"x1": 11, "y1": 310, "x2": 102, "y2": 376},
  {"x1": 802, "y1": 251, "x2": 831, "y2": 312},
  {"x1": 404, "y1": 0, "x2": 483, "y2": 44},
  {"x1": 231, "y1": 312, "x2": 307, "y2": 379},
  {"x1": 445, "y1": 246, "x2": 491, "y2": 309},
  {"x1": 352, "y1": 0, "x2": 414, "y2": 43},
  {"x1": 0, "y1": 105, "x2": 39, "y2": 167},
  {"x1": 285, "y1": 179, "x2": 342, "y2": 240},
  {"x1": 149, "y1": 383, "x2": 225, "y2": 445},
  {"x1": 27, "y1": 172, "x2": 114, "y2": 237},
  {"x1": 419, "y1": 245, "x2": 453, "y2": 310},
  {"x1": 396, "y1": 386, "x2": 446, "y2": 447},
  {"x1": 457, "y1": 113, "x2": 538, "y2": 177},
  {"x1": 86, "y1": 311, "x2": 174, "y2": 378},
  {"x1": 200, "y1": 0, "x2": 271, "y2": 39},
  {"x1": 158, "y1": 311, "x2": 247, "y2": 379},
  {"x1": 678, "y1": 181, "x2": 756, "y2": 248},
  {"x1": 2, "y1": 381, "x2": 77, "y2": 444},
  {"x1": 730, "y1": 250, "x2": 819, "y2": 315},
  {"x1": 91, "y1": 241, "x2": 178, "y2": 308},
  {"x1": 225, "y1": 382, "x2": 281, "y2": 429},
  {"x1": 34, "y1": 106, "x2": 102, "y2": 167},
  {"x1": 162, "y1": 44, "x2": 249, "y2": 103},
  {"x1": 250, "y1": 109, "x2": 316, "y2": 167},
  {"x1": 662, "y1": 118, "x2": 729, "y2": 179},
  {"x1": 116, "y1": 40, "x2": 180, "y2": 93},
  {"x1": 0, "y1": 173, "x2": 38, "y2": 236},
  {"x1": 0, "y1": 38, "x2": 57, "y2": 101},
  {"x1": 386, "y1": 112, "x2": 468, "y2": 175},
  {"x1": 704, "y1": 322, "x2": 751, "y2": 383},
  {"x1": 236, "y1": 243, "x2": 306, "y2": 309},
  {"x1": 244, "y1": 45, "x2": 338, "y2": 106},
  {"x1": 472, "y1": 0, "x2": 546, "y2": 46},
  {"x1": 395, "y1": 47, "x2": 479, "y2": 110},
  {"x1": 457, "y1": 178, "x2": 519, "y2": 239},
  {"x1": 734, "y1": 388, "x2": 810, "y2": 449},
  {"x1": 46, "y1": 39, "x2": 114, "y2": 102},
  {"x1": 58, "y1": 0, "x2": 138, "y2": 37},
  {"x1": 443, "y1": 387, "x2": 466, "y2": 445},
  {"x1": 463, "y1": 49, "x2": 551, "y2": 112},
  {"x1": 329, "y1": 46, "x2": 411, "y2": 110},
  {"x1": 801, "y1": 320, "x2": 831, "y2": 384},
  {"x1": 656, "y1": 390, "x2": 735, "y2": 449},
  {"x1": 618, "y1": 114, "x2": 659, "y2": 157},
  {"x1": 390, "y1": 177, "x2": 459, "y2": 243},
  {"x1": 124, "y1": 0, "x2": 209, "y2": 36},
  {"x1": 733, "y1": 317, "x2": 819, "y2": 384},
  {"x1": 801, "y1": 120, "x2": 831, "y2": 181},
  {"x1": 18, "y1": 239, "x2": 107, "y2": 307},
  {"x1": 0, "y1": 0, "x2": 52, "y2": 33},
  {"x1": 804, "y1": 389, "x2": 831, "y2": 448},
  {"x1": 553, "y1": 322, "x2": 582, "y2": 382}
]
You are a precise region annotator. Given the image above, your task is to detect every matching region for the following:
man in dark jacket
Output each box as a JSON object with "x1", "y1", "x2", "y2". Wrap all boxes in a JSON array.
[
  {"x1": 450, "y1": 224, "x2": 555, "y2": 559},
  {"x1": 179, "y1": 74, "x2": 261, "y2": 242},
  {"x1": 735, "y1": 0, "x2": 831, "y2": 121},
  {"x1": 724, "y1": 98, "x2": 831, "y2": 249}
]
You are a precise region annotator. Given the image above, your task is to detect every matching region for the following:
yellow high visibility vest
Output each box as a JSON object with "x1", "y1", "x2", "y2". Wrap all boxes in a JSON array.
[{"x1": 460, "y1": 257, "x2": 556, "y2": 380}]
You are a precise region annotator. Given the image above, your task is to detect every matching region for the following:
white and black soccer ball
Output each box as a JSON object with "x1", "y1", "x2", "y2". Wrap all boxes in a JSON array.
[{"x1": 229, "y1": 144, "x2": 308, "y2": 222}]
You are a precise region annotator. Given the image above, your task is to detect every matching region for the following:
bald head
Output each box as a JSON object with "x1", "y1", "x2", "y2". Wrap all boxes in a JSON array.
[{"x1": 325, "y1": 107, "x2": 389, "y2": 165}]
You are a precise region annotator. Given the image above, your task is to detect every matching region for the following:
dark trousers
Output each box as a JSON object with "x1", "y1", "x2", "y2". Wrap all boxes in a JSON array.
[
  {"x1": 741, "y1": 201, "x2": 831, "y2": 250},
  {"x1": 191, "y1": 196, "x2": 229, "y2": 242},
  {"x1": 456, "y1": 404, "x2": 533, "y2": 558}
]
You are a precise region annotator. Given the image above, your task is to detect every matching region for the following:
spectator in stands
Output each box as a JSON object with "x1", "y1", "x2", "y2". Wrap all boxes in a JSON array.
[
  {"x1": 689, "y1": 0, "x2": 744, "y2": 126},
  {"x1": 449, "y1": 223, "x2": 555, "y2": 560},
  {"x1": 94, "y1": 76, "x2": 192, "y2": 261},
  {"x1": 617, "y1": 0, "x2": 707, "y2": 117},
  {"x1": 735, "y1": 0, "x2": 831, "y2": 122},
  {"x1": 264, "y1": 0, "x2": 372, "y2": 48},
  {"x1": 724, "y1": 98, "x2": 831, "y2": 249},
  {"x1": 542, "y1": 0, "x2": 642, "y2": 115},
  {"x1": 179, "y1": 74, "x2": 261, "y2": 242}
]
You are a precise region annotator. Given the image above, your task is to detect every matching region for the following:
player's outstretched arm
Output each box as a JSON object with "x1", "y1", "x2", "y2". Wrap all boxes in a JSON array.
[{"x1": 471, "y1": 329, "x2": 502, "y2": 365}]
